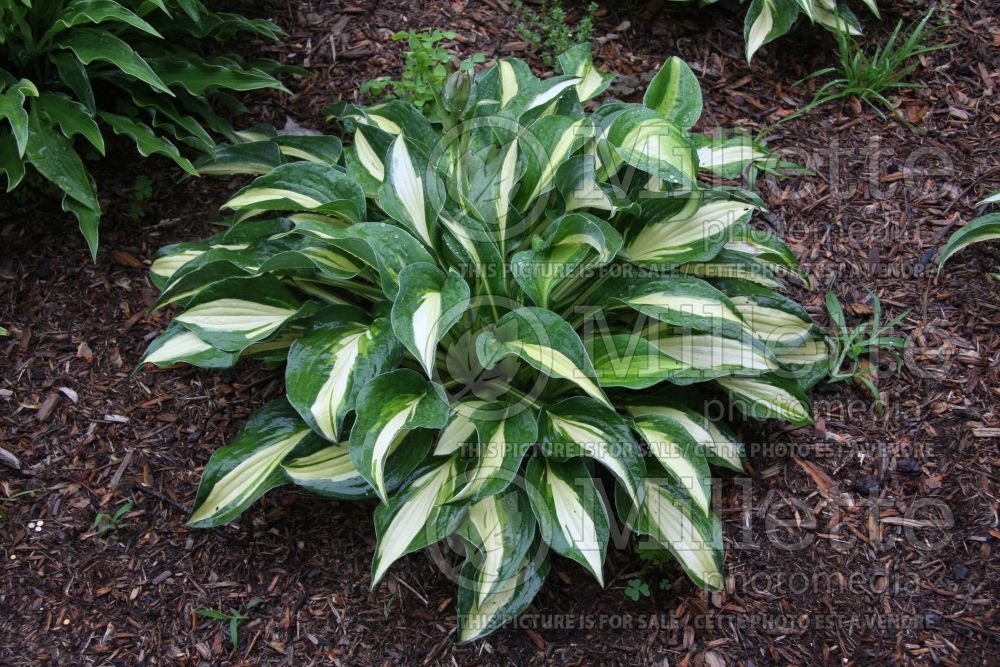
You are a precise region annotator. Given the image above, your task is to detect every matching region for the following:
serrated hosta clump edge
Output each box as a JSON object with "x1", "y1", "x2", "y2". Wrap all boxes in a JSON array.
[{"x1": 142, "y1": 46, "x2": 828, "y2": 643}]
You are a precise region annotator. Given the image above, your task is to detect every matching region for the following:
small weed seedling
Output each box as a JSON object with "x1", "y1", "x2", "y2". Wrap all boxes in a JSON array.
[
  {"x1": 92, "y1": 501, "x2": 134, "y2": 535},
  {"x1": 513, "y1": 0, "x2": 599, "y2": 67},
  {"x1": 195, "y1": 598, "x2": 263, "y2": 651},
  {"x1": 779, "y1": 9, "x2": 949, "y2": 132},
  {"x1": 825, "y1": 290, "x2": 910, "y2": 415},
  {"x1": 624, "y1": 578, "x2": 650, "y2": 601},
  {"x1": 623, "y1": 540, "x2": 674, "y2": 601},
  {"x1": 127, "y1": 175, "x2": 154, "y2": 221},
  {"x1": 361, "y1": 30, "x2": 485, "y2": 114}
]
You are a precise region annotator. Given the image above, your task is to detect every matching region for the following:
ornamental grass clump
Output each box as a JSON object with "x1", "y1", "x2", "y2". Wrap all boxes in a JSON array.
[{"x1": 142, "y1": 45, "x2": 827, "y2": 642}]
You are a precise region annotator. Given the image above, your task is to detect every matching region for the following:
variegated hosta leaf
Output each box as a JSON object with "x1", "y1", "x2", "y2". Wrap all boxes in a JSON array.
[
  {"x1": 630, "y1": 415, "x2": 713, "y2": 516},
  {"x1": 456, "y1": 489, "x2": 537, "y2": 608},
  {"x1": 555, "y1": 154, "x2": 622, "y2": 214},
  {"x1": 379, "y1": 134, "x2": 440, "y2": 248},
  {"x1": 539, "y1": 397, "x2": 646, "y2": 507},
  {"x1": 344, "y1": 124, "x2": 391, "y2": 195},
  {"x1": 223, "y1": 162, "x2": 366, "y2": 222},
  {"x1": 695, "y1": 135, "x2": 770, "y2": 178},
  {"x1": 518, "y1": 115, "x2": 595, "y2": 205},
  {"x1": 525, "y1": 456, "x2": 609, "y2": 585},
  {"x1": 589, "y1": 332, "x2": 699, "y2": 388},
  {"x1": 777, "y1": 337, "x2": 831, "y2": 391},
  {"x1": 511, "y1": 212, "x2": 622, "y2": 308},
  {"x1": 643, "y1": 56, "x2": 703, "y2": 131},
  {"x1": 718, "y1": 279, "x2": 815, "y2": 347},
  {"x1": 476, "y1": 307, "x2": 610, "y2": 407},
  {"x1": 273, "y1": 135, "x2": 343, "y2": 166},
  {"x1": 606, "y1": 107, "x2": 696, "y2": 188},
  {"x1": 556, "y1": 43, "x2": 614, "y2": 103},
  {"x1": 716, "y1": 374, "x2": 812, "y2": 425},
  {"x1": 349, "y1": 369, "x2": 450, "y2": 502},
  {"x1": 744, "y1": 0, "x2": 800, "y2": 62},
  {"x1": 626, "y1": 404, "x2": 745, "y2": 471},
  {"x1": 623, "y1": 196, "x2": 757, "y2": 267},
  {"x1": 680, "y1": 249, "x2": 784, "y2": 289},
  {"x1": 391, "y1": 263, "x2": 471, "y2": 377},
  {"x1": 607, "y1": 275, "x2": 750, "y2": 339},
  {"x1": 286, "y1": 308, "x2": 401, "y2": 442},
  {"x1": 651, "y1": 333, "x2": 779, "y2": 376},
  {"x1": 724, "y1": 225, "x2": 807, "y2": 285},
  {"x1": 434, "y1": 399, "x2": 486, "y2": 456},
  {"x1": 281, "y1": 441, "x2": 372, "y2": 498},
  {"x1": 195, "y1": 141, "x2": 283, "y2": 175},
  {"x1": 938, "y1": 213, "x2": 1000, "y2": 267},
  {"x1": 616, "y1": 470, "x2": 724, "y2": 590},
  {"x1": 371, "y1": 455, "x2": 464, "y2": 585},
  {"x1": 174, "y1": 275, "x2": 302, "y2": 352},
  {"x1": 139, "y1": 323, "x2": 239, "y2": 369},
  {"x1": 978, "y1": 191, "x2": 1000, "y2": 207},
  {"x1": 450, "y1": 403, "x2": 537, "y2": 503},
  {"x1": 813, "y1": 1, "x2": 863, "y2": 34},
  {"x1": 188, "y1": 400, "x2": 315, "y2": 527},
  {"x1": 504, "y1": 74, "x2": 582, "y2": 119},
  {"x1": 456, "y1": 540, "x2": 549, "y2": 644}
]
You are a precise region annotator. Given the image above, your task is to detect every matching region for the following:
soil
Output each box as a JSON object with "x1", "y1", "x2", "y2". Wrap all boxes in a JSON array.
[{"x1": 2, "y1": 0, "x2": 999, "y2": 665}]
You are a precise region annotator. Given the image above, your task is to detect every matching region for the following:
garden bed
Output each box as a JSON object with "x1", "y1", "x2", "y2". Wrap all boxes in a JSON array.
[{"x1": 2, "y1": 0, "x2": 999, "y2": 664}]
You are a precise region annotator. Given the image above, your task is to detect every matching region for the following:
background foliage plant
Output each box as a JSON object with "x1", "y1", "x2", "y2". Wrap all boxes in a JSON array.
[
  {"x1": 361, "y1": 30, "x2": 485, "y2": 117},
  {"x1": 0, "y1": 0, "x2": 290, "y2": 257},
  {"x1": 938, "y1": 192, "x2": 1000, "y2": 279},
  {"x1": 143, "y1": 49, "x2": 827, "y2": 642},
  {"x1": 513, "y1": 0, "x2": 599, "y2": 67}
]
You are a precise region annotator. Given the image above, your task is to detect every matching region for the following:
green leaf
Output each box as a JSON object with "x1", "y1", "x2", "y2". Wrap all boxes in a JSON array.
[
  {"x1": 0, "y1": 78, "x2": 37, "y2": 156},
  {"x1": 371, "y1": 455, "x2": 464, "y2": 585},
  {"x1": 391, "y1": 263, "x2": 470, "y2": 377},
  {"x1": 938, "y1": 213, "x2": 1000, "y2": 266},
  {"x1": 716, "y1": 374, "x2": 813, "y2": 425},
  {"x1": 51, "y1": 51, "x2": 96, "y2": 113},
  {"x1": 48, "y1": 0, "x2": 162, "y2": 39},
  {"x1": 0, "y1": 132, "x2": 26, "y2": 191},
  {"x1": 643, "y1": 57, "x2": 703, "y2": 130},
  {"x1": 616, "y1": 470, "x2": 724, "y2": 590},
  {"x1": 525, "y1": 455, "x2": 609, "y2": 585},
  {"x1": 62, "y1": 194, "x2": 101, "y2": 260},
  {"x1": 556, "y1": 43, "x2": 613, "y2": 102},
  {"x1": 274, "y1": 134, "x2": 342, "y2": 166},
  {"x1": 25, "y1": 114, "x2": 100, "y2": 211},
  {"x1": 518, "y1": 115, "x2": 595, "y2": 204},
  {"x1": 630, "y1": 414, "x2": 712, "y2": 516},
  {"x1": 224, "y1": 162, "x2": 366, "y2": 222},
  {"x1": 140, "y1": 322, "x2": 239, "y2": 368},
  {"x1": 35, "y1": 92, "x2": 104, "y2": 154},
  {"x1": 606, "y1": 107, "x2": 696, "y2": 188},
  {"x1": 99, "y1": 111, "x2": 196, "y2": 174},
  {"x1": 188, "y1": 399, "x2": 314, "y2": 527},
  {"x1": 61, "y1": 28, "x2": 172, "y2": 94},
  {"x1": 146, "y1": 56, "x2": 287, "y2": 95},
  {"x1": 349, "y1": 369, "x2": 450, "y2": 503},
  {"x1": 450, "y1": 403, "x2": 537, "y2": 503},
  {"x1": 195, "y1": 141, "x2": 282, "y2": 175},
  {"x1": 476, "y1": 307, "x2": 610, "y2": 407},
  {"x1": 282, "y1": 441, "x2": 372, "y2": 499},
  {"x1": 589, "y1": 333, "x2": 699, "y2": 388},
  {"x1": 286, "y1": 311, "x2": 401, "y2": 442},
  {"x1": 744, "y1": 0, "x2": 800, "y2": 62},
  {"x1": 378, "y1": 134, "x2": 439, "y2": 248},
  {"x1": 626, "y1": 404, "x2": 744, "y2": 471},
  {"x1": 539, "y1": 396, "x2": 645, "y2": 507}
]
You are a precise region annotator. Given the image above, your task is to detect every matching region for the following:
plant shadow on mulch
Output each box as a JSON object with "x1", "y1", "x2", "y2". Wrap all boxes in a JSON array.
[{"x1": 2, "y1": 0, "x2": 999, "y2": 664}]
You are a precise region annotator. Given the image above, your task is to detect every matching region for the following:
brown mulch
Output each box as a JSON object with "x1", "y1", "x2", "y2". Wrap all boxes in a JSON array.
[{"x1": 2, "y1": 0, "x2": 999, "y2": 664}]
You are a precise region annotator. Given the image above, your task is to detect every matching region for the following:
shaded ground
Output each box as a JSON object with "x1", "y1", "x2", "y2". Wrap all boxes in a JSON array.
[{"x1": 2, "y1": 0, "x2": 999, "y2": 664}]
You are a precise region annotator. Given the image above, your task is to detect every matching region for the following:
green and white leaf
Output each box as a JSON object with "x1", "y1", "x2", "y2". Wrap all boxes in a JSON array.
[
  {"x1": 450, "y1": 403, "x2": 537, "y2": 503},
  {"x1": 391, "y1": 263, "x2": 471, "y2": 377},
  {"x1": 938, "y1": 213, "x2": 1000, "y2": 266},
  {"x1": 716, "y1": 374, "x2": 812, "y2": 425},
  {"x1": 282, "y1": 441, "x2": 372, "y2": 499},
  {"x1": 630, "y1": 415, "x2": 712, "y2": 516},
  {"x1": 627, "y1": 404, "x2": 744, "y2": 471},
  {"x1": 643, "y1": 56, "x2": 702, "y2": 130}
]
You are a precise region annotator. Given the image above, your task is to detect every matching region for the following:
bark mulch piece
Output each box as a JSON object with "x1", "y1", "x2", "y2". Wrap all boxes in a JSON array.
[{"x1": 2, "y1": 0, "x2": 999, "y2": 664}]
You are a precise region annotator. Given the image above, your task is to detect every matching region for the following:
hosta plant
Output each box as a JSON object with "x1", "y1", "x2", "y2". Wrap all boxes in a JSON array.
[
  {"x1": 0, "y1": 0, "x2": 289, "y2": 257},
  {"x1": 683, "y1": 0, "x2": 881, "y2": 61},
  {"x1": 142, "y1": 48, "x2": 827, "y2": 642},
  {"x1": 938, "y1": 191, "x2": 1000, "y2": 280}
]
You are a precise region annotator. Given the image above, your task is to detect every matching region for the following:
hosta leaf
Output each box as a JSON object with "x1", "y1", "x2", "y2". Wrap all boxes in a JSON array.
[
  {"x1": 282, "y1": 441, "x2": 371, "y2": 499},
  {"x1": 623, "y1": 196, "x2": 757, "y2": 267},
  {"x1": 391, "y1": 263, "x2": 471, "y2": 377},
  {"x1": 718, "y1": 278, "x2": 815, "y2": 347},
  {"x1": 977, "y1": 191, "x2": 1000, "y2": 207},
  {"x1": 724, "y1": 225, "x2": 806, "y2": 285},
  {"x1": 554, "y1": 154, "x2": 622, "y2": 214},
  {"x1": 716, "y1": 374, "x2": 812, "y2": 425},
  {"x1": 556, "y1": 43, "x2": 613, "y2": 103},
  {"x1": 504, "y1": 74, "x2": 582, "y2": 119},
  {"x1": 438, "y1": 213, "x2": 509, "y2": 298},
  {"x1": 607, "y1": 274, "x2": 750, "y2": 339},
  {"x1": 589, "y1": 333, "x2": 698, "y2": 388},
  {"x1": 146, "y1": 56, "x2": 286, "y2": 95},
  {"x1": 938, "y1": 213, "x2": 1000, "y2": 266},
  {"x1": 274, "y1": 134, "x2": 342, "y2": 166},
  {"x1": 652, "y1": 334, "x2": 778, "y2": 377},
  {"x1": 680, "y1": 249, "x2": 784, "y2": 289},
  {"x1": 378, "y1": 134, "x2": 440, "y2": 248},
  {"x1": 25, "y1": 114, "x2": 99, "y2": 212},
  {"x1": 371, "y1": 455, "x2": 464, "y2": 585},
  {"x1": 61, "y1": 28, "x2": 172, "y2": 94},
  {"x1": 51, "y1": 52, "x2": 96, "y2": 113},
  {"x1": 616, "y1": 471, "x2": 724, "y2": 590},
  {"x1": 62, "y1": 194, "x2": 101, "y2": 260},
  {"x1": 518, "y1": 115, "x2": 594, "y2": 205},
  {"x1": 188, "y1": 399, "x2": 314, "y2": 527},
  {"x1": 606, "y1": 107, "x2": 696, "y2": 188},
  {"x1": 511, "y1": 212, "x2": 622, "y2": 308},
  {"x1": 539, "y1": 396, "x2": 645, "y2": 507},
  {"x1": 450, "y1": 403, "x2": 537, "y2": 503},
  {"x1": 813, "y1": 2, "x2": 863, "y2": 34},
  {"x1": 195, "y1": 141, "x2": 283, "y2": 175},
  {"x1": 643, "y1": 56, "x2": 703, "y2": 130},
  {"x1": 174, "y1": 275, "x2": 301, "y2": 352},
  {"x1": 224, "y1": 162, "x2": 366, "y2": 222},
  {"x1": 140, "y1": 322, "x2": 239, "y2": 369},
  {"x1": 626, "y1": 404, "x2": 744, "y2": 471},
  {"x1": 286, "y1": 310, "x2": 401, "y2": 442},
  {"x1": 0, "y1": 133, "x2": 26, "y2": 191},
  {"x1": 49, "y1": 0, "x2": 161, "y2": 39},
  {"x1": 630, "y1": 415, "x2": 712, "y2": 516},
  {"x1": 349, "y1": 369, "x2": 450, "y2": 503},
  {"x1": 0, "y1": 79, "x2": 38, "y2": 156},
  {"x1": 695, "y1": 134, "x2": 769, "y2": 178},
  {"x1": 525, "y1": 456, "x2": 608, "y2": 585},
  {"x1": 434, "y1": 399, "x2": 486, "y2": 456},
  {"x1": 456, "y1": 489, "x2": 537, "y2": 607},
  {"x1": 456, "y1": 538, "x2": 549, "y2": 644},
  {"x1": 744, "y1": 0, "x2": 800, "y2": 62},
  {"x1": 34, "y1": 92, "x2": 104, "y2": 154},
  {"x1": 476, "y1": 307, "x2": 610, "y2": 407},
  {"x1": 99, "y1": 111, "x2": 196, "y2": 174}
]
